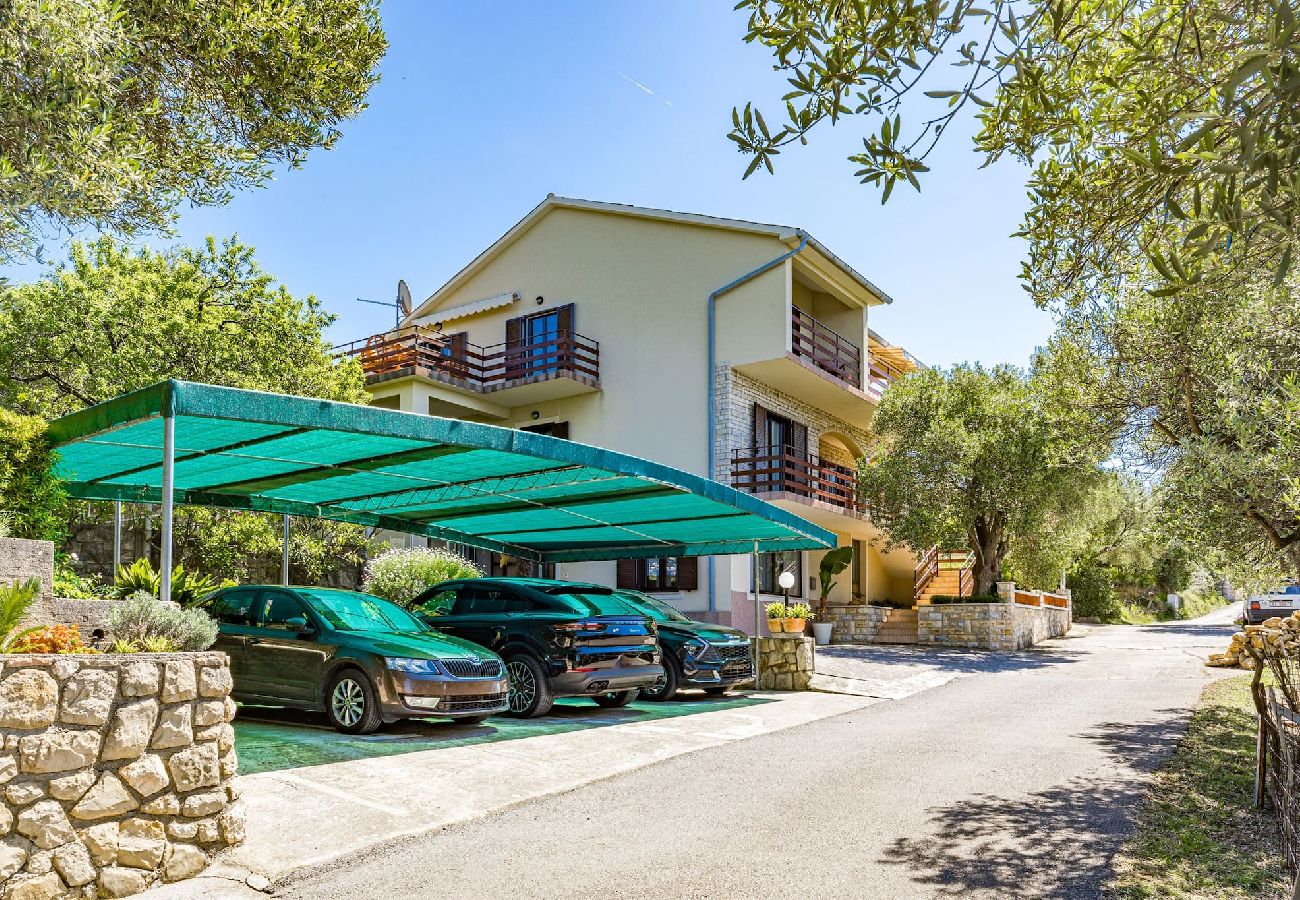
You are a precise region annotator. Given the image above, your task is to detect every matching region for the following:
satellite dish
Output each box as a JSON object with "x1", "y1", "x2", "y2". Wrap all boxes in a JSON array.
[{"x1": 397, "y1": 280, "x2": 413, "y2": 318}]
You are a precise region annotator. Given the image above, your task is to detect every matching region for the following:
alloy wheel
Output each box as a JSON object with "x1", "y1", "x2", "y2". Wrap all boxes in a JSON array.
[
  {"x1": 506, "y1": 660, "x2": 536, "y2": 713},
  {"x1": 331, "y1": 677, "x2": 365, "y2": 727}
]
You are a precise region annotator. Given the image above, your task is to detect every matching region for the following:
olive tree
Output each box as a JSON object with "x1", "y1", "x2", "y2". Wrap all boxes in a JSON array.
[{"x1": 859, "y1": 364, "x2": 1101, "y2": 595}]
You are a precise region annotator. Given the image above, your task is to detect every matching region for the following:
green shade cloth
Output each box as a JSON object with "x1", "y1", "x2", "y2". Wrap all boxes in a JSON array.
[{"x1": 47, "y1": 381, "x2": 834, "y2": 563}]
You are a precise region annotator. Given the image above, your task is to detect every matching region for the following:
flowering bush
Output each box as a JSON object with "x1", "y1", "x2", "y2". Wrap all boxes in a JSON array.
[{"x1": 363, "y1": 547, "x2": 483, "y2": 607}]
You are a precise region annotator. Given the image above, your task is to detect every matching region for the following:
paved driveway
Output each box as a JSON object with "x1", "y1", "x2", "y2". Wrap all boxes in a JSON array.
[{"x1": 265, "y1": 619, "x2": 1233, "y2": 900}]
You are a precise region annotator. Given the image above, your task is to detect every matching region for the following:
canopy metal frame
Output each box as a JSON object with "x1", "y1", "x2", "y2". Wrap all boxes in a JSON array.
[{"x1": 48, "y1": 381, "x2": 835, "y2": 603}]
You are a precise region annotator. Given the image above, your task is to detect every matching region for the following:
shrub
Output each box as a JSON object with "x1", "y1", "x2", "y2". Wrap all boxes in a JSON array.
[
  {"x1": 0, "y1": 578, "x2": 42, "y2": 651},
  {"x1": 113, "y1": 558, "x2": 230, "y2": 607},
  {"x1": 1068, "y1": 560, "x2": 1124, "y2": 622},
  {"x1": 53, "y1": 557, "x2": 105, "y2": 599},
  {"x1": 107, "y1": 592, "x2": 218, "y2": 651},
  {"x1": 363, "y1": 547, "x2": 483, "y2": 607},
  {"x1": 9, "y1": 624, "x2": 96, "y2": 654},
  {"x1": 0, "y1": 411, "x2": 66, "y2": 543}
]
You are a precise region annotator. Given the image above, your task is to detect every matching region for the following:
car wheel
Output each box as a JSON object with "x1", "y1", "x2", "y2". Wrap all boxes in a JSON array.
[
  {"x1": 703, "y1": 686, "x2": 732, "y2": 696},
  {"x1": 326, "y1": 669, "x2": 382, "y2": 734},
  {"x1": 449, "y1": 715, "x2": 490, "y2": 726},
  {"x1": 639, "y1": 657, "x2": 680, "y2": 702},
  {"x1": 593, "y1": 689, "x2": 638, "y2": 708},
  {"x1": 504, "y1": 654, "x2": 554, "y2": 718}
]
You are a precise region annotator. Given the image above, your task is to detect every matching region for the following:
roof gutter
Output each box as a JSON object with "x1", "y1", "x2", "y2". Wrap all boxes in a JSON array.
[{"x1": 704, "y1": 231, "x2": 809, "y2": 613}]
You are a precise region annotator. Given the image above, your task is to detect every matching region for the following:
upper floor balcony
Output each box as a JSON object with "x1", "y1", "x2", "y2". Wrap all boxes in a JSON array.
[
  {"x1": 336, "y1": 324, "x2": 601, "y2": 409},
  {"x1": 790, "y1": 306, "x2": 862, "y2": 390},
  {"x1": 730, "y1": 444, "x2": 865, "y2": 520}
]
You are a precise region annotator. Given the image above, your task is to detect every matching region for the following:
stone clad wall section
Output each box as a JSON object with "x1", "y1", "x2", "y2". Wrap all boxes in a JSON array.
[
  {"x1": 753, "y1": 637, "x2": 814, "y2": 690},
  {"x1": 824, "y1": 605, "x2": 889, "y2": 643},
  {"x1": 0, "y1": 539, "x2": 56, "y2": 631},
  {"x1": 0, "y1": 653, "x2": 242, "y2": 899},
  {"x1": 917, "y1": 603, "x2": 1071, "y2": 651}
]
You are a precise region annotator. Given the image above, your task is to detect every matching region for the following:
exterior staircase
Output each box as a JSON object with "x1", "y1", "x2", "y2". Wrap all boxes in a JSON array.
[
  {"x1": 913, "y1": 548, "x2": 975, "y2": 605},
  {"x1": 872, "y1": 608, "x2": 919, "y2": 645}
]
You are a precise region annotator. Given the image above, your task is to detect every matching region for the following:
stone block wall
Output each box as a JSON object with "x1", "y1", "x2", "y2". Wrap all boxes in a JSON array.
[
  {"x1": 0, "y1": 653, "x2": 241, "y2": 898},
  {"x1": 0, "y1": 539, "x2": 56, "y2": 632},
  {"x1": 754, "y1": 637, "x2": 814, "y2": 690},
  {"x1": 917, "y1": 602, "x2": 1071, "y2": 651},
  {"x1": 824, "y1": 605, "x2": 889, "y2": 643}
]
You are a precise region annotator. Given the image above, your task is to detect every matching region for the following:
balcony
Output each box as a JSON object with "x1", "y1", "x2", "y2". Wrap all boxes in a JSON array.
[
  {"x1": 730, "y1": 445, "x2": 865, "y2": 519},
  {"x1": 337, "y1": 326, "x2": 600, "y2": 407},
  {"x1": 790, "y1": 306, "x2": 862, "y2": 389}
]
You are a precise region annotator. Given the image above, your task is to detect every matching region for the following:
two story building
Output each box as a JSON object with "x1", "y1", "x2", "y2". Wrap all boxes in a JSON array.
[{"x1": 338, "y1": 195, "x2": 934, "y2": 635}]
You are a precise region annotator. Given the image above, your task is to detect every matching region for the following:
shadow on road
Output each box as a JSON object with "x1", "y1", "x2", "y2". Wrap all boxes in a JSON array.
[
  {"x1": 879, "y1": 715, "x2": 1188, "y2": 897},
  {"x1": 817, "y1": 644, "x2": 1078, "y2": 675}
]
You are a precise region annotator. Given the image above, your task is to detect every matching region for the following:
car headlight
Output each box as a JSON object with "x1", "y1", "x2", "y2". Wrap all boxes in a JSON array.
[
  {"x1": 385, "y1": 657, "x2": 445, "y2": 675},
  {"x1": 682, "y1": 638, "x2": 710, "y2": 660}
]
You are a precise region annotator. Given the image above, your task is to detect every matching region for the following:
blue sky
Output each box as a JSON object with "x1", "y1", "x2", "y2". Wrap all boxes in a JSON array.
[{"x1": 11, "y1": 1, "x2": 1053, "y2": 369}]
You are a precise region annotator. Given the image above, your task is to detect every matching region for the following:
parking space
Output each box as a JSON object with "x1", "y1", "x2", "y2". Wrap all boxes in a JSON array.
[{"x1": 233, "y1": 693, "x2": 769, "y2": 775}]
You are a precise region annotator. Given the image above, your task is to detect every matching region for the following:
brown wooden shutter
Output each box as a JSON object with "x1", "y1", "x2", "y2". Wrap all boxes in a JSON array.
[
  {"x1": 676, "y1": 556, "x2": 698, "y2": 591},
  {"x1": 504, "y1": 315, "x2": 524, "y2": 381},
  {"x1": 548, "y1": 421, "x2": 569, "y2": 440},
  {"x1": 791, "y1": 421, "x2": 808, "y2": 457},
  {"x1": 555, "y1": 304, "x2": 575, "y2": 374},
  {"x1": 616, "y1": 558, "x2": 640, "y2": 589},
  {"x1": 753, "y1": 403, "x2": 768, "y2": 452}
]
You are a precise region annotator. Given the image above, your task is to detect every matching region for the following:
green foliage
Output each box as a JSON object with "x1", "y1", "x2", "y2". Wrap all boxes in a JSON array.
[
  {"x1": 817, "y1": 546, "x2": 854, "y2": 608},
  {"x1": 0, "y1": 236, "x2": 367, "y2": 418},
  {"x1": 362, "y1": 547, "x2": 483, "y2": 608},
  {"x1": 0, "y1": 578, "x2": 41, "y2": 651},
  {"x1": 0, "y1": 409, "x2": 66, "y2": 542},
  {"x1": 765, "y1": 602, "x2": 787, "y2": 619},
  {"x1": 1067, "y1": 561, "x2": 1124, "y2": 623},
  {"x1": 786, "y1": 602, "x2": 814, "y2": 620},
  {"x1": 729, "y1": 0, "x2": 1300, "y2": 299},
  {"x1": 52, "y1": 559, "x2": 104, "y2": 600},
  {"x1": 171, "y1": 509, "x2": 385, "y2": 587},
  {"x1": 0, "y1": 0, "x2": 385, "y2": 261},
  {"x1": 106, "y1": 591, "x2": 218, "y2": 651},
  {"x1": 113, "y1": 558, "x2": 230, "y2": 608},
  {"x1": 860, "y1": 364, "x2": 1102, "y2": 595}
]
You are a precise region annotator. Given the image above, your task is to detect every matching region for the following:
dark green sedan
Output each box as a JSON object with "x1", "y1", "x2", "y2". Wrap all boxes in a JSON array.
[
  {"x1": 206, "y1": 586, "x2": 509, "y2": 734},
  {"x1": 614, "y1": 590, "x2": 754, "y2": 701}
]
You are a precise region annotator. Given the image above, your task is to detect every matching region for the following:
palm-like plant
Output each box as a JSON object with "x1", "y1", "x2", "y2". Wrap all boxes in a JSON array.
[
  {"x1": 817, "y1": 546, "x2": 855, "y2": 618},
  {"x1": 0, "y1": 578, "x2": 43, "y2": 651}
]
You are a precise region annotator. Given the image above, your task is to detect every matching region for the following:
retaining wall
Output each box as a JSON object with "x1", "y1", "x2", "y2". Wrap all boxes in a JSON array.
[
  {"x1": 0, "y1": 653, "x2": 242, "y2": 898},
  {"x1": 917, "y1": 602, "x2": 1071, "y2": 651},
  {"x1": 823, "y1": 605, "x2": 890, "y2": 644}
]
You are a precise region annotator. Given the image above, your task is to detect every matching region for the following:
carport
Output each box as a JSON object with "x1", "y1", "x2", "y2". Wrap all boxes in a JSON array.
[{"x1": 47, "y1": 380, "x2": 834, "y2": 627}]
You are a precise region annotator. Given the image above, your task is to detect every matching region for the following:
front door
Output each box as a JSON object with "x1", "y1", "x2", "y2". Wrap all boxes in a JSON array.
[{"x1": 242, "y1": 590, "x2": 327, "y2": 703}]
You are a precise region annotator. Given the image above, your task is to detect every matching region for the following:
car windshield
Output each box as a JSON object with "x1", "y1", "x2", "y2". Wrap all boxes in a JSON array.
[
  {"x1": 297, "y1": 590, "x2": 425, "y2": 633},
  {"x1": 544, "y1": 589, "x2": 646, "y2": 617},
  {"x1": 615, "y1": 591, "x2": 692, "y2": 624}
]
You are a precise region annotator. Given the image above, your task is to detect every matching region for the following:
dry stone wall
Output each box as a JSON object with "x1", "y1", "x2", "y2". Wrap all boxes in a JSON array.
[
  {"x1": 0, "y1": 653, "x2": 241, "y2": 899},
  {"x1": 823, "y1": 605, "x2": 889, "y2": 643}
]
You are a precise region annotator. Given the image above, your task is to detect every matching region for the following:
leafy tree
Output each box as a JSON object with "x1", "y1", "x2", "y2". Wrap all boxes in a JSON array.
[
  {"x1": 0, "y1": 409, "x2": 66, "y2": 542},
  {"x1": 728, "y1": 0, "x2": 1300, "y2": 300},
  {"x1": 1040, "y1": 272, "x2": 1300, "y2": 584},
  {"x1": 860, "y1": 364, "x2": 1100, "y2": 595},
  {"x1": 0, "y1": 235, "x2": 367, "y2": 417},
  {"x1": 0, "y1": 0, "x2": 385, "y2": 261}
]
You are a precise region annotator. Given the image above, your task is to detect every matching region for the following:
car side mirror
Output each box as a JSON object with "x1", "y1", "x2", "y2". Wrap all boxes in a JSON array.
[{"x1": 285, "y1": 616, "x2": 315, "y2": 636}]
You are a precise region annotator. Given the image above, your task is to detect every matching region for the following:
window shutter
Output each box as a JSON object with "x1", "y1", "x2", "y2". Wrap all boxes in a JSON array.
[
  {"x1": 555, "y1": 303, "x2": 574, "y2": 334},
  {"x1": 504, "y1": 315, "x2": 524, "y2": 380},
  {"x1": 549, "y1": 421, "x2": 569, "y2": 440},
  {"x1": 616, "y1": 558, "x2": 640, "y2": 589},
  {"x1": 791, "y1": 421, "x2": 808, "y2": 458},
  {"x1": 753, "y1": 403, "x2": 768, "y2": 452},
  {"x1": 676, "y1": 556, "x2": 698, "y2": 591}
]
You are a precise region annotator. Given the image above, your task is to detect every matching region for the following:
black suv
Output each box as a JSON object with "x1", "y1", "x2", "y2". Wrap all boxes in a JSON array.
[
  {"x1": 412, "y1": 578, "x2": 663, "y2": 718},
  {"x1": 615, "y1": 590, "x2": 755, "y2": 701}
]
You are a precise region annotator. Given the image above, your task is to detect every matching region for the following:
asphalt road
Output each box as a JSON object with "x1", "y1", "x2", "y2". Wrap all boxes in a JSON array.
[{"x1": 275, "y1": 619, "x2": 1234, "y2": 900}]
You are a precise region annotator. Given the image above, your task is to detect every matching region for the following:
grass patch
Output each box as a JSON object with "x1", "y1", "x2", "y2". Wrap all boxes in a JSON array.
[{"x1": 1108, "y1": 675, "x2": 1289, "y2": 898}]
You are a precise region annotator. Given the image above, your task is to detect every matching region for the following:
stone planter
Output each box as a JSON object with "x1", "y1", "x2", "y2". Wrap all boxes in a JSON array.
[
  {"x1": 0, "y1": 652, "x2": 242, "y2": 898},
  {"x1": 753, "y1": 637, "x2": 814, "y2": 691}
]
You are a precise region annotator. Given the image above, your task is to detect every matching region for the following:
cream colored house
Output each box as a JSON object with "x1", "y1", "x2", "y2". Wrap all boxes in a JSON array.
[{"x1": 340, "y1": 195, "x2": 936, "y2": 634}]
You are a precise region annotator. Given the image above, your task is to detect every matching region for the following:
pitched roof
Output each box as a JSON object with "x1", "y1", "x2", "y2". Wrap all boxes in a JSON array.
[{"x1": 408, "y1": 195, "x2": 895, "y2": 321}]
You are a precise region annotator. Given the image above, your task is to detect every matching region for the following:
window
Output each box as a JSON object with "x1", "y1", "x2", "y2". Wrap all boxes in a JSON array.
[
  {"x1": 522, "y1": 421, "x2": 569, "y2": 439},
  {"x1": 616, "y1": 557, "x2": 698, "y2": 592},
  {"x1": 756, "y1": 551, "x2": 803, "y2": 596},
  {"x1": 211, "y1": 590, "x2": 257, "y2": 626},
  {"x1": 259, "y1": 592, "x2": 309, "y2": 630},
  {"x1": 298, "y1": 590, "x2": 425, "y2": 632},
  {"x1": 451, "y1": 585, "x2": 513, "y2": 615},
  {"x1": 418, "y1": 590, "x2": 456, "y2": 617},
  {"x1": 505, "y1": 304, "x2": 574, "y2": 380},
  {"x1": 752, "y1": 404, "x2": 808, "y2": 491}
]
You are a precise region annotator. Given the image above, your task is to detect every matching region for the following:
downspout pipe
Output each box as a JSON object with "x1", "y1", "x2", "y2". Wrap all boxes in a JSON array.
[{"x1": 705, "y1": 231, "x2": 809, "y2": 615}]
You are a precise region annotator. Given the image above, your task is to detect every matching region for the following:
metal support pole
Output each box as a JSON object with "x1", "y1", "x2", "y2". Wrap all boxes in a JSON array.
[
  {"x1": 159, "y1": 415, "x2": 175, "y2": 604},
  {"x1": 112, "y1": 501, "x2": 122, "y2": 574},
  {"x1": 752, "y1": 541, "x2": 762, "y2": 689},
  {"x1": 281, "y1": 515, "x2": 291, "y2": 586}
]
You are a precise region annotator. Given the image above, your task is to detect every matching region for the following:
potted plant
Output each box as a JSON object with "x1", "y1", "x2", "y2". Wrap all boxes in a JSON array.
[
  {"x1": 784, "y1": 602, "x2": 812, "y2": 634},
  {"x1": 813, "y1": 546, "x2": 855, "y2": 645},
  {"x1": 765, "y1": 601, "x2": 787, "y2": 635}
]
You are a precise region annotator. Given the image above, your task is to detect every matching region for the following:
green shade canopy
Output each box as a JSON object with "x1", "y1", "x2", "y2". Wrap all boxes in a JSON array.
[{"x1": 47, "y1": 381, "x2": 835, "y2": 563}]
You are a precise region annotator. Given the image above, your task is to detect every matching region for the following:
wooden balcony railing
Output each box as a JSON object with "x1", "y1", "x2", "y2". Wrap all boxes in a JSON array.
[
  {"x1": 335, "y1": 326, "x2": 600, "y2": 391},
  {"x1": 730, "y1": 445, "x2": 861, "y2": 514},
  {"x1": 790, "y1": 306, "x2": 862, "y2": 389}
]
